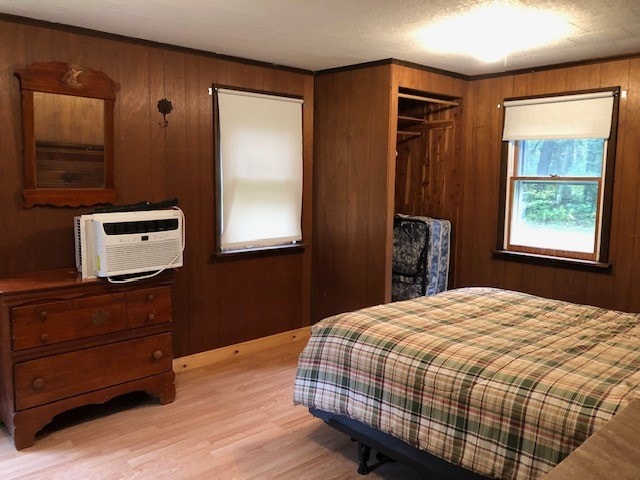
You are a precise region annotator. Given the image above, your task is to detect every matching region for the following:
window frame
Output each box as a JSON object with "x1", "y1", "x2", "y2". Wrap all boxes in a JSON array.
[{"x1": 495, "y1": 87, "x2": 620, "y2": 269}]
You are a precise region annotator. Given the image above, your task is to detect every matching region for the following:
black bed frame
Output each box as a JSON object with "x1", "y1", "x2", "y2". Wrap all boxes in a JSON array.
[{"x1": 310, "y1": 408, "x2": 492, "y2": 479}]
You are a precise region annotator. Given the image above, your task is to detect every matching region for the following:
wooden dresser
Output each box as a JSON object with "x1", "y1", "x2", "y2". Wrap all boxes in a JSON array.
[{"x1": 0, "y1": 268, "x2": 175, "y2": 449}]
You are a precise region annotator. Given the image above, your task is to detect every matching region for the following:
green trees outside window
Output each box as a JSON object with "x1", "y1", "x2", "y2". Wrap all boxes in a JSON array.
[
  {"x1": 509, "y1": 139, "x2": 606, "y2": 255},
  {"x1": 517, "y1": 139, "x2": 604, "y2": 229}
]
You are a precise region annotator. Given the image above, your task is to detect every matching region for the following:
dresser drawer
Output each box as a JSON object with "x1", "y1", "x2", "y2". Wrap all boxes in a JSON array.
[
  {"x1": 11, "y1": 293, "x2": 127, "y2": 351},
  {"x1": 126, "y1": 286, "x2": 171, "y2": 328},
  {"x1": 14, "y1": 333, "x2": 172, "y2": 410}
]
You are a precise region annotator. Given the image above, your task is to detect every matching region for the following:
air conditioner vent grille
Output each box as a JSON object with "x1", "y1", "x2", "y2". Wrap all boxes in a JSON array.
[
  {"x1": 74, "y1": 217, "x2": 83, "y2": 268},
  {"x1": 105, "y1": 239, "x2": 182, "y2": 273},
  {"x1": 103, "y1": 218, "x2": 179, "y2": 235}
]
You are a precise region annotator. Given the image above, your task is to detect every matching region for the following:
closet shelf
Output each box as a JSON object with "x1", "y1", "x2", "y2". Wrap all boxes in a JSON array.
[
  {"x1": 398, "y1": 119, "x2": 454, "y2": 131},
  {"x1": 397, "y1": 130, "x2": 422, "y2": 137},
  {"x1": 398, "y1": 92, "x2": 460, "y2": 107},
  {"x1": 398, "y1": 115, "x2": 426, "y2": 124}
]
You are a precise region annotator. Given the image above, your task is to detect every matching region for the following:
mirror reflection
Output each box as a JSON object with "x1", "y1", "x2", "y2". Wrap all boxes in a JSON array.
[{"x1": 33, "y1": 92, "x2": 105, "y2": 188}]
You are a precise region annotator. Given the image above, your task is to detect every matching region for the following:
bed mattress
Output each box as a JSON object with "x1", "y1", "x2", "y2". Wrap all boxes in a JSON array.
[
  {"x1": 294, "y1": 287, "x2": 640, "y2": 480},
  {"x1": 392, "y1": 214, "x2": 451, "y2": 300}
]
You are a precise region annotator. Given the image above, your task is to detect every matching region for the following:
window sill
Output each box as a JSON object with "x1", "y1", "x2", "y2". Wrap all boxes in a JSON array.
[
  {"x1": 492, "y1": 249, "x2": 612, "y2": 273},
  {"x1": 209, "y1": 243, "x2": 306, "y2": 262}
]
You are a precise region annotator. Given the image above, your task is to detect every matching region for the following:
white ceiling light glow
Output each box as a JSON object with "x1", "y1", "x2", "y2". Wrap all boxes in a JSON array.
[{"x1": 416, "y1": 2, "x2": 574, "y2": 63}]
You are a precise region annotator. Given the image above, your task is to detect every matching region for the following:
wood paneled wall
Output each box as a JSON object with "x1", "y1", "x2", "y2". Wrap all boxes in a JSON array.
[
  {"x1": 312, "y1": 64, "x2": 395, "y2": 322},
  {"x1": 0, "y1": 19, "x2": 314, "y2": 356},
  {"x1": 458, "y1": 59, "x2": 640, "y2": 312}
]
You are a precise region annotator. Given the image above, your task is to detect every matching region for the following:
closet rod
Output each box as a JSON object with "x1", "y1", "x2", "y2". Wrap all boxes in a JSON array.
[{"x1": 398, "y1": 92, "x2": 460, "y2": 107}]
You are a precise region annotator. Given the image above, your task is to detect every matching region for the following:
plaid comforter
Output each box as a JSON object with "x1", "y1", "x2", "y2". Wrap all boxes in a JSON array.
[{"x1": 293, "y1": 288, "x2": 640, "y2": 480}]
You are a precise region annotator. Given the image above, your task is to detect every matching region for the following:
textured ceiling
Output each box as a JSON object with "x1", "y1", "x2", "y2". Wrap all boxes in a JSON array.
[{"x1": 1, "y1": 0, "x2": 639, "y2": 75}]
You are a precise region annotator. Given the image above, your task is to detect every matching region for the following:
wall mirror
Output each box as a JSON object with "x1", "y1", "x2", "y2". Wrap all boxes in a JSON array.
[{"x1": 15, "y1": 62, "x2": 119, "y2": 207}]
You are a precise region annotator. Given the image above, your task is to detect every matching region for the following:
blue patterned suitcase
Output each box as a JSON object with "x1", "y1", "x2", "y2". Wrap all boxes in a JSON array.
[{"x1": 392, "y1": 214, "x2": 451, "y2": 301}]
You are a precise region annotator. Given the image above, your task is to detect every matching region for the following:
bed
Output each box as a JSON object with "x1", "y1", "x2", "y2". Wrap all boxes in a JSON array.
[{"x1": 293, "y1": 287, "x2": 640, "y2": 479}]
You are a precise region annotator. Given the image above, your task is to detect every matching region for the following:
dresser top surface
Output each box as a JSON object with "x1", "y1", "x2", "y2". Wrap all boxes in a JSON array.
[
  {"x1": 0, "y1": 268, "x2": 172, "y2": 296},
  {"x1": 0, "y1": 269, "x2": 93, "y2": 294}
]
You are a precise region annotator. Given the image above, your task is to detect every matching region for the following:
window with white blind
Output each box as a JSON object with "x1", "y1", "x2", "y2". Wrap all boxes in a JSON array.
[
  {"x1": 498, "y1": 89, "x2": 619, "y2": 265},
  {"x1": 213, "y1": 87, "x2": 303, "y2": 254}
]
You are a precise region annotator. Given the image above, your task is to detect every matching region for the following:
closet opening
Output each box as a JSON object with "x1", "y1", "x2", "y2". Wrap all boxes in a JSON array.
[{"x1": 392, "y1": 87, "x2": 462, "y2": 301}]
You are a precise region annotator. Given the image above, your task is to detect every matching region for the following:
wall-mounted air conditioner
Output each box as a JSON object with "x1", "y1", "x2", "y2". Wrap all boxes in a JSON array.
[{"x1": 75, "y1": 208, "x2": 184, "y2": 279}]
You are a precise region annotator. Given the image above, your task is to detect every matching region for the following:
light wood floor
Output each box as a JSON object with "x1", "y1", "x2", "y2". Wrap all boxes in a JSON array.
[{"x1": 0, "y1": 338, "x2": 423, "y2": 479}]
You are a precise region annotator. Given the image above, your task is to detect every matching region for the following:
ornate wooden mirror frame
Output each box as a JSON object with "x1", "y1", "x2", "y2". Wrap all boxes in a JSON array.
[{"x1": 14, "y1": 62, "x2": 119, "y2": 207}]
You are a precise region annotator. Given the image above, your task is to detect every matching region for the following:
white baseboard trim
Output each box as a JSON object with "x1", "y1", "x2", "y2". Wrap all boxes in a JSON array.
[{"x1": 173, "y1": 326, "x2": 311, "y2": 372}]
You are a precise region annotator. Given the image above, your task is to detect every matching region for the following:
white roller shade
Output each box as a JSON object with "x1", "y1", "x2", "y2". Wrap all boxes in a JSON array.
[
  {"x1": 216, "y1": 88, "x2": 303, "y2": 251},
  {"x1": 502, "y1": 91, "x2": 615, "y2": 140}
]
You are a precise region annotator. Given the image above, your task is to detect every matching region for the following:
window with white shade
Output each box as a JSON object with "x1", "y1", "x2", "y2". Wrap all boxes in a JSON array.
[
  {"x1": 498, "y1": 89, "x2": 619, "y2": 264},
  {"x1": 214, "y1": 87, "x2": 303, "y2": 253}
]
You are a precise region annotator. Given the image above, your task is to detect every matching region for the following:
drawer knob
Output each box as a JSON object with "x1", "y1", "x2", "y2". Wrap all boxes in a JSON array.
[
  {"x1": 40, "y1": 333, "x2": 48, "y2": 343},
  {"x1": 32, "y1": 377, "x2": 45, "y2": 390},
  {"x1": 40, "y1": 310, "x2": 47, "y2": 320},
  {"x1": 92, "y1": 309, "x2": 108, "y2": 327},
  {"x1": 153, "y1": 350, "x2": 164, "y2": 360},
  {"x1": 147, "y1": 294, "x2": 155, "y2": 301},
  {"x1": 147, "y1": 313, "x2": 156, "y2": 321}
]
